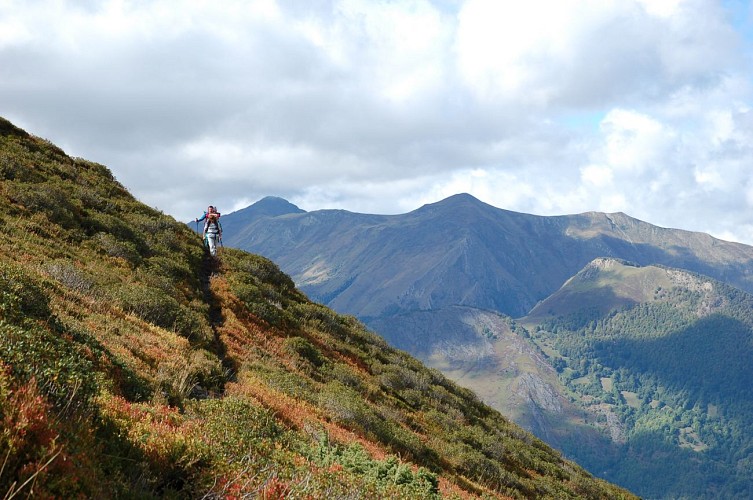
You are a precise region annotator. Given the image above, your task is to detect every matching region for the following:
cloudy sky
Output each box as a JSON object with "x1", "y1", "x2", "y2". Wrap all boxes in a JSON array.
[{"x1": 3, "y1": 0, "x2": 753, "y2": 243}]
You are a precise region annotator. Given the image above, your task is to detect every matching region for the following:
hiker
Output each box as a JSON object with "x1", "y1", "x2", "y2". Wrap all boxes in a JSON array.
[
  {"x1": 195, "y1": 205, "x2": 218, "y2": 223},
  {"x1": 196, "y1": 206, "x2": 222, "y2": 257}
]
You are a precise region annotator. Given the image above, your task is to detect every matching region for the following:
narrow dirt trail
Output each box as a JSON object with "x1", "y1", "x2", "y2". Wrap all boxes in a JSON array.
[{"x1": 198, "y1": 251, "x2": 237, "y2": 392}]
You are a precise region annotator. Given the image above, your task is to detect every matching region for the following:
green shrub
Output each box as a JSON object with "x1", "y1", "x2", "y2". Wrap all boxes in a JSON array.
[
  {"x1": 128, "y1": 212, "x2": 180, "y2": 235},
  {"x1": 82, "y1": 211, "x2": 138, "y2": 241},
  {"x1": 92, "y1": 232, "x2": 142, "y2": 265},
  {"x1": 0, "y1": 152, "x2": 24, "y2": 180},
  {"x1": 379, "y1": 364, "x2": 428, "y2": 392},
  {"x1": 42, "y1": 259, "x2": 95, "y2": 295},
  {"x1": 0, "y1": 321, "x2": 97, "y2": 410},
  {"x1": 324, "y1": 362, "x2": 365, "y2": 391},
  {"x1": 295, "y1": 302, "x2": 349, "y2": 335},
  {"x1": 76, "y1": 187, "x2": 116, "y2": 213},
  {"x1": 310, "y1": 435, "x2": 440, "y2": 498},
  {"x1": 230, "y1": 252, "x2": 296, "y2": 291},
  {"x1": 283, "y1": 336, "x2": 326, "y2": 368},
  {"x1": 131, "y1": 214, "x2": 191, "y2": 256},
  {"x1": 146, "y1": 255, "x2": 194, "y2": 285},
  {"x1": 319, "y1": 381, "x2": 385, "y2": 438},
  {"x1": 110, "y1": 283, "x2": 179, "y2": 326},
  {"x1": 7, "y1": 182, "x2": 80, "y2": 229},
  {"x1": 189, "y1": 397, "x2": 281, "y2": 457},
  {"x1": 174, "y1": 305, "x2": 214, "y2": 346},
  {"x1": 0, "y1": 262, "x2": 51, "y2": 322},
  {"x1": 109, "y1": 282, "x2": 213, "y2": 346},
  {"x1": 248, "y1": 362, "x2": 318, "y2": 403},
  {"x1": 154, "y1": 349, "x2": 225, "y2": 407}
]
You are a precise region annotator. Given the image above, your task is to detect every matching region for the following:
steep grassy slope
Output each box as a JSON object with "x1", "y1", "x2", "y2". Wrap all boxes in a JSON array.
[
  {"x1": 522, "y1": 258, "x2": 753, "y2": 499},
  {"x1": 0, "y1": 117, "x2": 633, "y2": 498}
]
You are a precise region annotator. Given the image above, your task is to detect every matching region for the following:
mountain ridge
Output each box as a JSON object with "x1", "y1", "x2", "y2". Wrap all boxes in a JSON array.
[{"x1": 223, "y1": 193, "x2": 753, "y2": 320}]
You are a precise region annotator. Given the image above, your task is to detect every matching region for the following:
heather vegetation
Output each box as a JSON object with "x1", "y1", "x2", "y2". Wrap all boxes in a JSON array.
[
  {"x1": 0, "y1": 117, "x2": 633, "y2": 498},
  {"x1": 530, "y1": 267, "x2": 753, "y2": 499}
]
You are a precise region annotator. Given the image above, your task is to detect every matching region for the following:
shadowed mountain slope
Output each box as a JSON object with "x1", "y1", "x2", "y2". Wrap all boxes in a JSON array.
[{"x1": 0, "y1": 117, "x2": 634, "y2": 498}]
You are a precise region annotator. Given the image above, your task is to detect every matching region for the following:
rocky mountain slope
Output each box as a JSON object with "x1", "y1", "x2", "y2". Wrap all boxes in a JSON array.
[{"x1": 0, "y1": 117, "x2": 633, "y2": 498}]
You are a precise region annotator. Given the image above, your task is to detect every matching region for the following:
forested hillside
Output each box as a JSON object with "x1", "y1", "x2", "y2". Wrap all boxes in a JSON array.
[
  {"x1": 0, "y1": 117, "x2": 633, "y2": 498},
  {"x1": 524, "y1": 258, "x2": 753, "y2": 498}
]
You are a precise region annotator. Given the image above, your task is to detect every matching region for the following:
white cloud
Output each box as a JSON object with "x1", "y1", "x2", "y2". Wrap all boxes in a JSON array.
[
  {"x1": 635, "y1": 0, "x2": 683, "y2": 18},
  {"x1": 581, "y1": 164, "x2": 613, "y2": 187},
  {"x1": 1, "y1": 0, "x2": 753, "y2": 243},
  {"x1": 599, "y1": 108, "x2": 674, "y2": 174},
  {"x1": 455, "y1": 0, "x2": 589, "y2": 102},
  {"x1": 694, "y1": 165, "x2": 725, "y2": 190}
]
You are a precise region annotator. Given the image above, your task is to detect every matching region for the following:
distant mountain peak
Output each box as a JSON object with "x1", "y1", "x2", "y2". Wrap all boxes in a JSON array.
[
  {"x1": 209, "y1": 197, "x2": 306, "y2": 232},
  {"x1": 435, "y1": 193, "x2": 484, "y2": 206},
  {"x1": 235, "y1": 196, "x2": 306, "y2": 218},
  {"x1": 445, "y1": 192, "x2": 481, "y2": 202},
  {"x1": 253, "y1": 196, "x2": 305, "y2": 214},
  {"x1": 413, "y1": 193, "x2": 493, "y2": 216}
]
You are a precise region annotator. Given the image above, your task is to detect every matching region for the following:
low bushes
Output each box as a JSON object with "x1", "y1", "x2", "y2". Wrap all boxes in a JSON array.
[
  {"x1": 109, "y1": 283, "x2": 213, "y2": 346},
  {"x1": 309, "y1": 433, "x2": 440, "y2": 498},
  {"x1": 7, "y1": 181, "x2": 81, "y2": 230},
  {"x1": 0, "y1": 261, "x2": 51, "y2": 322},
  {"x1": 283, "y1": 336, "x2": 326, "y2": 369},
  {"x1": 0, "y1": 263, "x2": 98, "y2": 410},
  {"x1": 42, "y1": 259, "x2": 95, "y2": 295},
  {"x1": 320, "y1": 381, "x2": 378, "y2": 429},
  {"x1": 0, "y1": 366, "x2": 105, "y2": 499}
]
